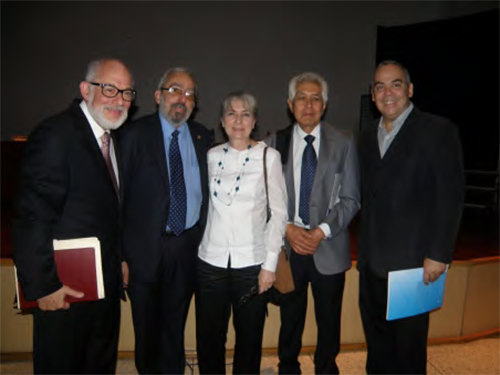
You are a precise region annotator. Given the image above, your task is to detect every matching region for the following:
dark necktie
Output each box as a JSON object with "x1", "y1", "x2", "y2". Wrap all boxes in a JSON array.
[
  {"x1": 100, "y1": 132, "x2": 119, "y2": 195},
  {"x1": 299, "y1": 134, "x2": 317, "y2": 226},
  {"x1": 167, "y1": 130, "x2": 187, "y2": 236}
]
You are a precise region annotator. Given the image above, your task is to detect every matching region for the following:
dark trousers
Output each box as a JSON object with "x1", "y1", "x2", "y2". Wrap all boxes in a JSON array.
[
  {"x1": 359, "y1": 270, "x2": 429, "y2": 374},
  {"x1": 195, "y1": 259, "x2": 268, "y2": 375},
  {"x1": 278, "y1": 252, "x2": 345, "y2": 375},
  {"x1": 33, "y1": 297, "x2": 120, "y2": 374},
  {"x1": 128, "y1": 227, "x2": 201, "y2": 374}
]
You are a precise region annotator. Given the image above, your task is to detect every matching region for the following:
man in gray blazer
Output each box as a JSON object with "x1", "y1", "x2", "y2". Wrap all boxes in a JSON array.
[{"x1": 267, "y1": 72, "x2": 360, "y2": 374}]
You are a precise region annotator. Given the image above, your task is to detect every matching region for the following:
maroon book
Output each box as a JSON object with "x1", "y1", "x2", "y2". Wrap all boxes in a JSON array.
[{"x1": 15, "y1": 237, "x2": 105, "y2": 309}]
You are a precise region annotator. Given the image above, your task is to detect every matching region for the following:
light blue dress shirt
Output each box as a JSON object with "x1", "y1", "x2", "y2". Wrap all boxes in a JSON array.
[
  {"x1": 159, "y1": 114, "x2": 202, "y2": 230},
  {"x1": 377, "y1": 102, "x2": 414, "y2": 158}
]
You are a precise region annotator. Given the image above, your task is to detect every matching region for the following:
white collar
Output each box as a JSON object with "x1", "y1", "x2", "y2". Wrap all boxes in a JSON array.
[{"x1": 80, "y1": 100, "x2": 107, "y2": 141}]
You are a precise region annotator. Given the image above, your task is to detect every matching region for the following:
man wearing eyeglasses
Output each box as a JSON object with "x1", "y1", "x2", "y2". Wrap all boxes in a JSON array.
[
  {"x1": 119, "y1": 67, "x2": 213, "y2": 374},
  {"x1": 13, "y1": 58, "x2": 135, "y2": 374}
]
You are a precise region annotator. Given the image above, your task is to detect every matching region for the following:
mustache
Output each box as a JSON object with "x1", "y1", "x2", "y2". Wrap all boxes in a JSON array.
[
  {"x1": 171, "y1": 103, "x2": 187, "y2": 111},
  {"x1": 104, "y1": 105, "x2": 128, "y2": 113}
]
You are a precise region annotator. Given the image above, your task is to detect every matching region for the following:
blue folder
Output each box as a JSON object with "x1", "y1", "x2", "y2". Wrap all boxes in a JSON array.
[{"x1": 386, "y1": 267, "x2": 447, "y2": 321}]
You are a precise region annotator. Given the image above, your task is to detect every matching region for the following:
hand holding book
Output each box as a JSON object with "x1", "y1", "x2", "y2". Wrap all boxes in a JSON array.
[
  {"x1": 37, "y1": 285, "x2": 84, "y2": 311},
  {"x1": 386, "y1": 266, "x2": 448, "y2": 321},
  {"x1": 423, "y1": 257, "x2": 448, "y2": 285},
  {"x1": 15, "y1": 237, "x2": 105, "y2": 310}
]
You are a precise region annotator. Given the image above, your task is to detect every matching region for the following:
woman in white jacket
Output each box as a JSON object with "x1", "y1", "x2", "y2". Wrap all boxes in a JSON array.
[{"x1": 196, "y1": 91, "x2": 288, "y2": 374}]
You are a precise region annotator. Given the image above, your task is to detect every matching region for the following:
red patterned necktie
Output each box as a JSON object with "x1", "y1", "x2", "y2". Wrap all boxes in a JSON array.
[{"x1": 100, "y1": 132, "x2": 119, "y2": 195}]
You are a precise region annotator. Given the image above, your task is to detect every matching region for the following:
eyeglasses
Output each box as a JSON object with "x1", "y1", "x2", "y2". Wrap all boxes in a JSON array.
[
  {"x1": 88, "y1": 82, "x2": 136, "y2": 102},
  {"x1": 160, "y1": 86, "x2": 196, "y2": 100}
]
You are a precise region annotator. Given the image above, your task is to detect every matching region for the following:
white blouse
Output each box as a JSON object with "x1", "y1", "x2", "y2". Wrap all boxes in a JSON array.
[{"x1": 198, "y1": 141, "x2": 288, "y2": 272}]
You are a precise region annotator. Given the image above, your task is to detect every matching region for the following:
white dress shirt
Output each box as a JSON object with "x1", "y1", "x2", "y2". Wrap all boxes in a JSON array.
[
  {"x1": 198, "y1": 141, "x2": 288, "y2": 272},
  {"x1": 292, "y1": 123, "x2": 331, "y2": 238},
  {"x1": 80, "y1": 101, "x2": 119, "y2": 186}
]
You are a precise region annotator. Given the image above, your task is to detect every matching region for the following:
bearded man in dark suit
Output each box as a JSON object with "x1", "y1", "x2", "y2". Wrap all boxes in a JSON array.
[
  {"x1": 119, "y1": 67, "x2": 213, "y2": 374},
  {"x1": 13, "y1": 58, "x2": 135, "y2": 374},
  {"x1": 358, "y1": 60, "x2": 464, "y2": 374}
]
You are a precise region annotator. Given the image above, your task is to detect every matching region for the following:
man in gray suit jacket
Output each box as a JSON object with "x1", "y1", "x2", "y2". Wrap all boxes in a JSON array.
[{"x1": 267, "y1": 72, "x2": 360, "y2": 374}]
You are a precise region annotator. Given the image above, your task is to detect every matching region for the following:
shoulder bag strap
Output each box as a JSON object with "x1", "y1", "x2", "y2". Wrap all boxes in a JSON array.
[{"x1": 263, "y1": 146, "x2": 271, "y2": 223}]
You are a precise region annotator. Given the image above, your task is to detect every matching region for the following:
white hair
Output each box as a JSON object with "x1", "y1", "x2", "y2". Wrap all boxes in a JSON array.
[{"x1": 288, "y1": 72, "x2": 328, "y2": 102}]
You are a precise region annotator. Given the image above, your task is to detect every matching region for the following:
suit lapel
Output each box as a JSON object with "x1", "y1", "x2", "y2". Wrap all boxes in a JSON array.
[
  {"x1": 188, "y1": 122, "x2": 208, "y2": 171},
  {"x1": 110, "y1": 131, "x2": 121, "y2": 177},
  {"x1": 367, "y1": 109, "x2": 419, "y2": 193},
  {"x1": 379, "y1": 108, "x2": 418, "y2": 163},
  {"x1": 108, "y1": 131, "x2": 123, "y2": 201},
  {"x1": 150, "y1": 115, "x2": 170, "y2": 192},
  {"x1": 365, "y1": 121, "x2": 382, "y2": 168},
  {"x1": 315, "y1": 123, "x2": 335, "y2": 183},
  {"x1": 74, "y1": 105, "x2": 104, "y2": 164},
  {"x1": 188, "y1": 121, "x2": 210, "y2": 201},
  {"x1": 284, "y1": 136, "x2": 295, "y2": 218},
  {"x1": 277, "y1": 127, "x2": 296, "y2": 219},
  {"x1": 73, "y1": 104, "x2": 120, "y2": 200}
]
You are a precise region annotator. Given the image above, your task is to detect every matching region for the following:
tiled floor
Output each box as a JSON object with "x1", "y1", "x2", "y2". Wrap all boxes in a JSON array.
[{"x1": 1, "y1": 336, "x2": 499, "y2": 374}]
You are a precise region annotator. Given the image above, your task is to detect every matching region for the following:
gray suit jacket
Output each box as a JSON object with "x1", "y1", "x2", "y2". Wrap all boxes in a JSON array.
[{"x1": 267, "y1": 122, "x2": 360, "y2": 275}]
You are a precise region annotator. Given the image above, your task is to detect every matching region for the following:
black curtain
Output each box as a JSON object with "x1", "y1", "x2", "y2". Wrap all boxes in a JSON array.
[{"x1": 375, "y1": 9, "x2": 499, "y2": 171}]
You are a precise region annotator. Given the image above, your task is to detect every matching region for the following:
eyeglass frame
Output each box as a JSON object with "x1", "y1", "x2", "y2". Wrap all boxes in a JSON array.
[
  {"x1": 160, "y1": 86, "x2": 196, "y2": 100},
  {"x1": 87, "y1": 81, "x2": 136, "y2": 102}
]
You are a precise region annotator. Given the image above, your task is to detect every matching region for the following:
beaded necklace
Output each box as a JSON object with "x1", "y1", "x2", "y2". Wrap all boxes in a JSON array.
[{"x1": 212, "y1": 143, "x2": 252, "y2": 206}]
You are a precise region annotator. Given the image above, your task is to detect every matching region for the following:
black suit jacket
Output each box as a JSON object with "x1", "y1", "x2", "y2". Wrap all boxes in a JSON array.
[
  {"x1": 119, "y1": 113, "x2": 213, "y2": 282},
  {"x1": 13, "y1": 101, "x2": 123, "y2": 300},
  {"x1": 357, "y1": 107, "x2": 464, "y2": 277}
]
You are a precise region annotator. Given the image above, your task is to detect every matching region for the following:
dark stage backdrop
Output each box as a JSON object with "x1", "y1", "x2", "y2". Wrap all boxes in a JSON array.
[
  {"x1": 372, "y1": 9, "x2": 499, "y2": 253},
  {"x1": 375, "y1": 9, "x2": 499, "y2": 171},
  {"x1": 1, "y1": 2, "x2": 499, "y2": 258},
  {"x1": 2, "y1": 1, "x2": 498, "y2": 142}
]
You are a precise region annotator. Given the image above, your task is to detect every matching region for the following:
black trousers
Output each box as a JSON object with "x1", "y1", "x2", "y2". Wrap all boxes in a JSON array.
[
  {"x1": 359, "y1": 270, "x2": 429, "y2": 374},
  {"x1": 127, "y1": 226, "x2": 201, "y2": 374},
  {"x1": 195, "y1": 259, "x2": 268, "y2": 375},
  {"x1": 278, "y1": 252, "x2": 346, "y2": 375},
  {"x1": 32, "y1": 296, "x2": 120, "y2": 374}
]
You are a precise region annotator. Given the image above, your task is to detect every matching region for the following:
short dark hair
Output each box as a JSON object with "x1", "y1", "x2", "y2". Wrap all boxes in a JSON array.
[{"x1": 374, "y1": 60, "x2": 412, "y2": 84}]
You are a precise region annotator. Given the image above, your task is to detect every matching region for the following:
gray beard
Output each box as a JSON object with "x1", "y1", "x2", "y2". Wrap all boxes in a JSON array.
[
  {"x1": 159, "y1": 97, "x2": 189, "y2": 126},
  {"x1": 88, "y1": 105, "x2": 127, "y2": 130},
  {"x1": 87, "y1": 90, "x2": 128, "y2": 130}
]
